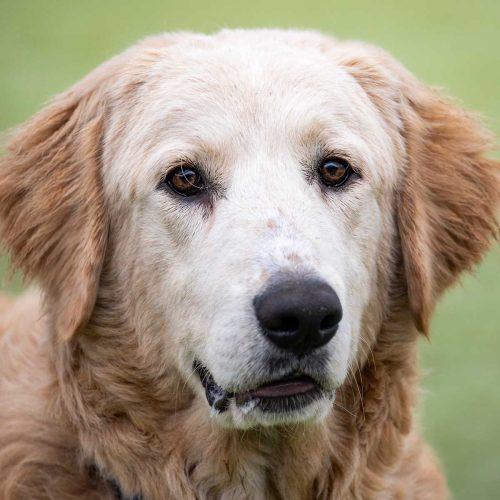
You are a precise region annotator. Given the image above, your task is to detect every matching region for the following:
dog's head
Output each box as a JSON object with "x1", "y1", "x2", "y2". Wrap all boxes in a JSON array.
[{"x1": 0, "y1": 30, "x2": 497, "y2": 428}]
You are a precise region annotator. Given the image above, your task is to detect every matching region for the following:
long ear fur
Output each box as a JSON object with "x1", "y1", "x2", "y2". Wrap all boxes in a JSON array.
[
  {"x1": 0, "y1": 71, "x2": 111, "y2": 341},
  {"x1": 336, "y1": 43, "x2": 499, "y2": 334},
  {"x1": 398, "y1": 87, "x2": 498, "y2": 333}
]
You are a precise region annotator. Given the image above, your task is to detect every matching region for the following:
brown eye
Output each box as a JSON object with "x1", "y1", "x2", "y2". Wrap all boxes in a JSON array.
[
  {"x1": 163, "y1": 165, "x2": 206, "y2": 197},
  {"x1": 318, "y1": 157, "x2": 353, "y2": 188}
]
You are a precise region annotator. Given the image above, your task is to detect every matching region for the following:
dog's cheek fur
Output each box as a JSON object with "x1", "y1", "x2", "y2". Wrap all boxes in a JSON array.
[
  {"x1": 336, "y1": 43, "x2": 499, "y2": 334},
  {"x1": 0, "y1": 81, "x2": 109, "y2": 342}
]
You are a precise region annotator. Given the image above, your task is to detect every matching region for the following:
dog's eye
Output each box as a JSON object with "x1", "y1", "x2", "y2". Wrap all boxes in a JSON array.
[
  {"x1": 318, "y1": 157, "x2": 353, "y2": 188},
  {"x1": 162, "y1": 166, "x2": 206, "y2": 197}
]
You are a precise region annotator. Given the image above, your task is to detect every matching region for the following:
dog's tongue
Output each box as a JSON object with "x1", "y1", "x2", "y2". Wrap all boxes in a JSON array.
[{"x1": 249, "y1": 377, "x2": 316, "y2": 398}]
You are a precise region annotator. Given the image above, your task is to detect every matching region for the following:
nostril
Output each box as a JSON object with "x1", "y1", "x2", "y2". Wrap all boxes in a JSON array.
[
  {"x1": 271, "y1": 314, "x2": 300, "y2": 333},
  {"x1": 319, "y1": 314, "x2": 338, "y2": 332}
]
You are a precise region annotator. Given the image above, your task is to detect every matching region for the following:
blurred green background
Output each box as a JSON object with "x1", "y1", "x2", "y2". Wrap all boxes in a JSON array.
[{"x1": 1, "y1": 1, "x2": 498, "y2": 498}]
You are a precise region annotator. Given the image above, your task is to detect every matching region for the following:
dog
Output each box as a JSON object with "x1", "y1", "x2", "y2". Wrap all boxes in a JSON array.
[{"x1": 0, "y1": 29, "x2": 498, "y2": 499}]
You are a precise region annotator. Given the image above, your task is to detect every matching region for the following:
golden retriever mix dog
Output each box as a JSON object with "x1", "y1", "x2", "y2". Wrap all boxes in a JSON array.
[{"x1": 0, "y1": 29, "x2": 497, "y2": 499}]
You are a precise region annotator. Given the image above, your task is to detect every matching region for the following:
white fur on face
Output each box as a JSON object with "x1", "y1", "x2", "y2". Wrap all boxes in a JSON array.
[{"x1": 103, "y1": 31, "x2": 400, "y2": 428}]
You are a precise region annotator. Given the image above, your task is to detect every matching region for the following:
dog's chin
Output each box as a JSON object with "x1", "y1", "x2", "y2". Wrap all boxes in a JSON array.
[{"x1": 193, "y1": 360, "x2": 335, "y2": 429}]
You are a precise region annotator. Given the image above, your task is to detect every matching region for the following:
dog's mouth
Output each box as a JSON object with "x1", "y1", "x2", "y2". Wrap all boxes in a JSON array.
[{"x1": 193, "y1": 360, "x2": 324, "y2": 414}]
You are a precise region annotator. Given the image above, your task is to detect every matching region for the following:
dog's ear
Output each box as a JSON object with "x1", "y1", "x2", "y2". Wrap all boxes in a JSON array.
[
  {"x1": 0, "y1": 68, "x2": 112, "y2": 341},
  {"x1": 336, "y1": 43, "x2": 499, "y2": 334},
  {"x1": 397, "y1": 86, "x2": 498, "y2": 334}
]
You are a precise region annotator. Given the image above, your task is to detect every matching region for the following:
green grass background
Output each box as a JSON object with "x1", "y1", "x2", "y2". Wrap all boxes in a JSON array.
[{"x1": 1, "y1": 1, "x2": 498, "y2": 498}]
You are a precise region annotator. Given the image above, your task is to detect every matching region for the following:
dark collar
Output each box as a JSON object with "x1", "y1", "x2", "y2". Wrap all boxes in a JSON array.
[
  {"x1": 108, "y1": 477, "x2": 142, "y2": 500},
  {"x1": 87, "y1": 465, "x2": 142, "y2": 500}
]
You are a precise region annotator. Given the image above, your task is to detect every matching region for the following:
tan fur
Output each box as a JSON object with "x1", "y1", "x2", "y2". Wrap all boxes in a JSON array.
[
  {"x1": 334, "y1": 42, "x2": 499, "y2": 334},
  {"x1": 0, "y1": 75, "x2": 108, "y2": 342},
  {"x1": 0, "y1": 31, "x2": 498, "y2": 499}
]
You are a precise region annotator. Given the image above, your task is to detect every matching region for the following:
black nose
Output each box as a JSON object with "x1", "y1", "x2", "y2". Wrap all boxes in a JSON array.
[{"x1": 253, "y1": 277, "x2": 342, "y2": 357}]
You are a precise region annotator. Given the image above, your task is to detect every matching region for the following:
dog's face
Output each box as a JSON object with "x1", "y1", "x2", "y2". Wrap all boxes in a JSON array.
[
  {"x1": 1, "y1": 30, "x2": 496, "y2": 430},
  {"x1": 103, "y1": 33, "x2": 399, "y2": 427}
]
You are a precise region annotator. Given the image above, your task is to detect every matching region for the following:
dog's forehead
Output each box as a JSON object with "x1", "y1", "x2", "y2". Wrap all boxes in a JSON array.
[
  {"x1": 146, "y1": 41, "x2": 381, "y2": 136},
  {"x1": 106, "y1": 36, "x2": 399, "y2": 195}
]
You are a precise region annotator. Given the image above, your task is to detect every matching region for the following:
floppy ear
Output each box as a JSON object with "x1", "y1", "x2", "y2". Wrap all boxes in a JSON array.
[
  {"x1": 397, "y1": 87, "x2": 498, "y2": 334},
  {"x1": 0, "y1": 73, "x2": 110, "y2": 341},
  {"x1": 336, "y1": 43, "x2": 499, "y2": 334}
]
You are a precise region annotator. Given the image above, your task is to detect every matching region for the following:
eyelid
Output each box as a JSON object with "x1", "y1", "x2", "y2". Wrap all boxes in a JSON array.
[
  {"x1": 158, "y1": 157, "x2": 202, "y2": 186},
  {"x1": 165, "y1": 157, "x2": 198, "y2": 175}
]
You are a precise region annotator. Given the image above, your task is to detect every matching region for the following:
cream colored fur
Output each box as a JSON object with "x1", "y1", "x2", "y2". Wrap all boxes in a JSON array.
[{"x1": 0, "y1": 30, "x2": 498, "y2": 499}]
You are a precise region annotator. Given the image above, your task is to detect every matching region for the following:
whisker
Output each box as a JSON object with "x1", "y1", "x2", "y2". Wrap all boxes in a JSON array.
[{"x1": 332, "y1": 400, "x2": 357, "y2": 419}]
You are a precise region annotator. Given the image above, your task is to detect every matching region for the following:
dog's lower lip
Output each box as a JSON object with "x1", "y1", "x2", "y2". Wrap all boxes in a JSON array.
[
  {"x1": 193, "y1": 360, "x2": 322, "y2": 413},
  {"x1": 236, "y1": 376, "x2": 317, "y2": 402}
]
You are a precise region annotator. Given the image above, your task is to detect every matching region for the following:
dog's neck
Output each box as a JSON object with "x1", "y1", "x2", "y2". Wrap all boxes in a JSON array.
[{"x1": 54, "y1": 307, "x2": 420, "y2": 499}]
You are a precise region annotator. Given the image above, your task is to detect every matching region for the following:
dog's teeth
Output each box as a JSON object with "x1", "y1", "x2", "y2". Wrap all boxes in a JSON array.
[{"x1": 239, "y1": 398, "x2": 259, "y2": 415}]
